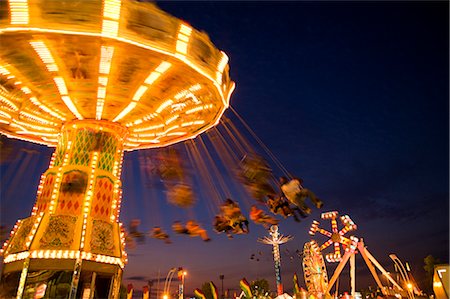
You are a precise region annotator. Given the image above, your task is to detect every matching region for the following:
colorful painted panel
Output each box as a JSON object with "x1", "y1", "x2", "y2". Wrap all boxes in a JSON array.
[
  {"x1": 7, "y1": 217, "x2": 34, "y2": 254},
  {"x1": 91, "y1": 176, "x2": 114, "y2": 221},
  {"x1": 39, "y1": 215, "x2": 77, "y2": 249},
  {"x1": 57, "y1": 170, "x2": 87, "y2": 215},
  {"x1": 90, "y1": 220, "x2": 115, "y2": 256},
  {"x1": 69, "y1": 129, "x2": 96, "y2": 166},
  {"x1": 36, "y1": 173, "x2": 56, "y2": 213},
  {"x1": 97, "y1": 133, "x2": 118, "y2": 172},
  {"x1": 53, "y1": 132, "x2": 68, "y2": 167}
]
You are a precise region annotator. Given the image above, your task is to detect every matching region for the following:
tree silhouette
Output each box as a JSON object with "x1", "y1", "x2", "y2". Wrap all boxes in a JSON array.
[{"x1": 423, "y1": 255, "x2": 440, "y2": 294}]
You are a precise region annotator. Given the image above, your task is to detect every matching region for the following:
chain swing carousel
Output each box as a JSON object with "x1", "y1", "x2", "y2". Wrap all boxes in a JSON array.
[{"x1": 0, "y1": 0, "x2": 235, "y2": 297}]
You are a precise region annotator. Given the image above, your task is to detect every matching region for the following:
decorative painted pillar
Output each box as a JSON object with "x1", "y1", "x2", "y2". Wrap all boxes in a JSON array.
[{"x1": 1, "y1": 120, "x2": 128, "y2": 299}]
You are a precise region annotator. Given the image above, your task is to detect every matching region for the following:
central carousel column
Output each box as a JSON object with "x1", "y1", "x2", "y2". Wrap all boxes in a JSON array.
[{"x1": 2, "y1": 120, "x2": 129, "y2": 299}]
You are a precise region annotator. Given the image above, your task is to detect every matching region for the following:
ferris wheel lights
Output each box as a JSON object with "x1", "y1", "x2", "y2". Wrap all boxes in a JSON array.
[
  {"x1": 309, "y1": 220, "x2": 320, "y2": 235},
  {"x1": 322, "y1": 211, "x2": 338, "y2": 219}
]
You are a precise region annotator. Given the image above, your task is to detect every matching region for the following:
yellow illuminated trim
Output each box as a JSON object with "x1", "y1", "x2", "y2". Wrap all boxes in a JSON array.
[
  {"x1": 102, "y1": 19, "x2": 119, "y2": 37},
  {"x1": 166, "y1": 132, "x2": 186, "y2": 137},
  {"x1": 11, "y1": 119, "x2": 58, "y2": 132},
  {"x1": 217, "y1": 51, "x2": 229, "y2": 73},
  {"x1": 164, "y1": 114, "x2": 179, "y2": 125},
  {"x1": 29, "y1": 41, "x2": 58, "y2": 72},
  {"x1": 97, "y1": 86, "x2": 106, "y2": 99},
  {"x1": 127, "y1": 137, "x2": 160, "y2": 143},
  {"x1": 131, "y1": 123, "x2": 164, "y2": 132},
  {"x1": 155, "y1": 99, "x2": 173, "y2": 114},
  {"x1": 96, "y1": 99, "x2": 105, "y2": 120},
  {"x1": 185, "y1": 103, "x2": 213, "y2": 114},
  {"x1": 130, "y1": 132, "x2": 155, "y2": 138},
  {"x1": 99, "y1": 46, "x2": 114, "y2": 74},
  {"x1": 0, "y1": 94, "x2": 19, "y2": 111},
  {"x1": 155, "y1": 61, "x2": 172, "y2": 73},
  {"x1": 132, "y1": 85, "x2": 148, "y2": 102},
  {"x1": 25, "y1": 212, "x2": 44, "y2": 248},
  {"x1": 80, "y1": 152, "x2": 99, "y2": 249},
  {"x1": 61, "y1": 96, "x2": 83, "y2": 120},
  {"x1": 9, "y1": 0, "x2": 29, "y2": 25},
  {"x1": 4, "y1": 250, "x2": 125, "y2": 268},
  {"x1": 175, "y1": 23, "x2": 192, "y2": 57},
  {"x1": 0, "y1": 110, "x2": 12, "y2": 119},
  {"x1": 181, "y1": 120, "x2": 205, "y2": 127},
  {"x1": 101, "y1": 0, "x2": 122, "y2": 37},
  {"x1": 53, "y1": 77, "x2": 68, "y2": 95},
  {"x1": 19, "y1": 111, "x2": 60, "y2": 126},
  {"x1": 113, "y1": 61, "x2": 172, "y2": 122},
  {"x1": 215, "y1": 51, "x2": 229, "y2": 84},
  {"x1": 96, "y1": 46, "x2": 115, "y2": 120},
  {"x1": 41, "y1": 136, "x2": 58, "y2": 143},
  {"x1": 30, "y1": 41, "x2": 83, "y2": 119},
  {"x1": 29, "y1": 97, "x2": 66, "y2": 121},
  {"x1": 179, "y1": 24, "x2": 192, "y2": 35},
  {"x1": 144, "y1": 72, "x2": 160, "y2": 85},
  {"x1": 2, "y1": 220, "x2": 21, "y2": 255},
  {"x1": 225, "y1": 82, "x2": 235, "y2": 107},
  {"x1": 174, "y1": 84, "x2": 202, "y2": 101},
  {"x1": 103, "y1": 0, "x2": 121, "y2": 20},
  {"x1": 21, "y1": 86, "x2": 31, "y2": 94},
  {"x1": 112, "y1": 102, "x2": 137, "y2": 122},
  {"x1": 0, "y1": 65, "x2": 10, "y2": 75},
  {"x1": 156, "y1": 125, "x2": 179, "y2": 136},
  {"x1": 1, "y1": 27, "x2": 233, "y2": 108},
  {"x1": 0, "y1": 131, "x2": 56, "y2": 146},
  {"x1": 3, "y1": 251, "x2": 29, "y2": 263},
  {"x1": 98, "y1": 76, "x2": 108, "y2": 86}
]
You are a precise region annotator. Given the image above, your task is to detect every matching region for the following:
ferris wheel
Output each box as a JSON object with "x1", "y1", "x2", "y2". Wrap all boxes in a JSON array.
[
  {"x1": 308, "y1": 211, "x2": 358, "y2": 262},
  {"x1": 302, "y1": 240, "x2": 328, "y2": 296},
  {"x1": 306, "y1": 211, "x2": 405, "y2": 298}
]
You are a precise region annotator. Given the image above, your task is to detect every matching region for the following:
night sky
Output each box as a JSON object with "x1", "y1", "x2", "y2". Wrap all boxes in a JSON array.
[{"x1": 0, "y1": 0, "x2": 449, "y2": 297}]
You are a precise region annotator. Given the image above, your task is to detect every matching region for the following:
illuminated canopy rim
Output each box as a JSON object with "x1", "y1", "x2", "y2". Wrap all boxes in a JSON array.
[{"x1": 0, "y1": 0, "x2": 235, "y2": 150}]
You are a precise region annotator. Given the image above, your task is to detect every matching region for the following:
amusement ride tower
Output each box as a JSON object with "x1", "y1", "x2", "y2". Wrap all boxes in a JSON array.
[{"x1": 0, "y1": 1, "x2": 234, "y2": 298}]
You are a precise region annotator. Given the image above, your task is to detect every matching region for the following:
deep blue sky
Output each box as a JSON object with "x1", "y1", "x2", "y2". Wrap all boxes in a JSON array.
[{"x1": 1, "y1": 0, "x2": 448, "y2": 296}]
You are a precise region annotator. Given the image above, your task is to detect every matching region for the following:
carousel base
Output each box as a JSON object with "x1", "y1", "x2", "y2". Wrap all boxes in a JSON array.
[{"x1": 0, "y1": 258, "x2": 123, "y2": 299}]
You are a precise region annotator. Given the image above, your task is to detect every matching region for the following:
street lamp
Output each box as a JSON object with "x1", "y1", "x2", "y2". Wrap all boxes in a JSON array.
[
  {"x1": 219, "y1": 275, "x2": 225, "y2": 299},
  {"x1": 178, "y1": 268, "x2": 187, "y2": 299}
]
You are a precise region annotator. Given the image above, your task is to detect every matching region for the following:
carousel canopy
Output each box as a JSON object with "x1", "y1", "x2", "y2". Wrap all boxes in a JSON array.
[{"x1": 0, "y1": 0, "x2": 235, "y2": 150}]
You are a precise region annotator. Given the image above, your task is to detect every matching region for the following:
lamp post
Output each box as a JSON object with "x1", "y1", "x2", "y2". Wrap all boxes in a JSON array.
[{"x1": 220, "y1": 275, "x2": 225, "y2": 299}]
